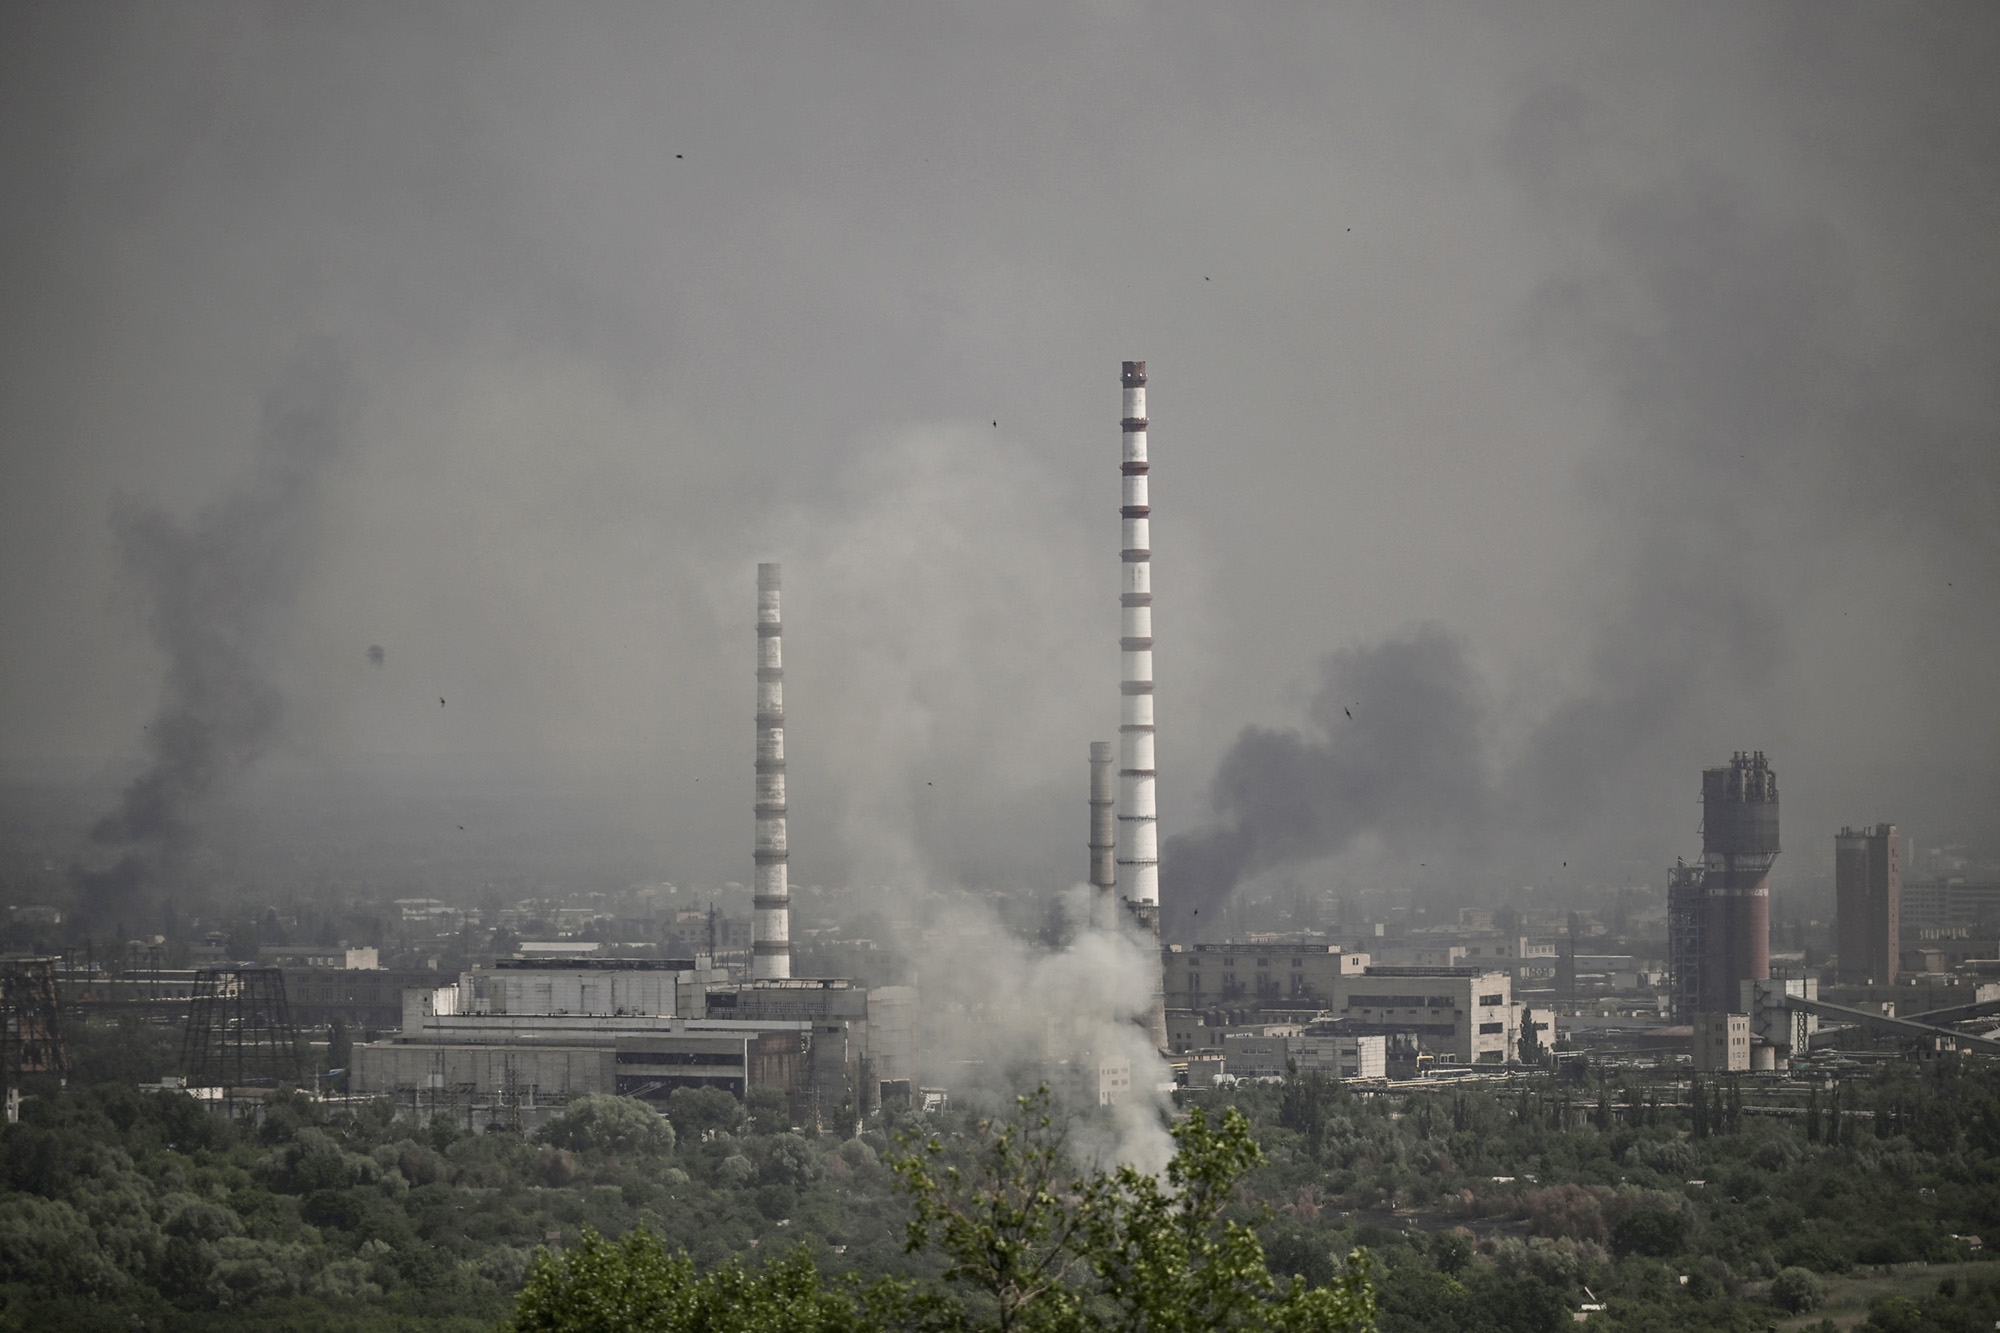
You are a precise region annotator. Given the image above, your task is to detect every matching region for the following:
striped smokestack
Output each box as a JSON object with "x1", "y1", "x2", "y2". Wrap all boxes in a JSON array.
[
  {"x1": 1118, "y1": 361, "x2": 1168, "y2": 1052},
  {"x1": 753, "y1": 562, "x2": 791, "y2": 980},
  {"x1": 1089, "y1": 741, "x2": 1116, "y2": 929},
  {"x1": 1117, "y1": 361, "x2": 1158, "y2": 907}
]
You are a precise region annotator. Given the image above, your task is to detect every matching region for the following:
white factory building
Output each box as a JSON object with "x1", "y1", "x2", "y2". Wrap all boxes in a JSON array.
[
  {"x1": 348, "y1": 958, "x2": 916, "y2": 1128},
  {"x1": 1164, "y1": 953, "x2": 1521, "y2": 1067}
]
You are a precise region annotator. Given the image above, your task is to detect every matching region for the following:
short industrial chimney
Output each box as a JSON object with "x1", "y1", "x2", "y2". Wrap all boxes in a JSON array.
[
  {"x1": 1089, "y1": 741, "x2": 1117, "y2": 929},
  {"x1": 753, "y1": 563, "x2": 791, "y2": 980},
  {"x1": 1117, "y1": 361, "x2": 1168, "y2": 1050}
]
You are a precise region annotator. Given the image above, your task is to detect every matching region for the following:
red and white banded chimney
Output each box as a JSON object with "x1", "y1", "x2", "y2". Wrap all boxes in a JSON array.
[
  {"x1": 1117, "y1": 361, "x2": 1158, "y2": 908},
  {"x1": 753, "y1": 562, "x2": 791, "y2": 980}
]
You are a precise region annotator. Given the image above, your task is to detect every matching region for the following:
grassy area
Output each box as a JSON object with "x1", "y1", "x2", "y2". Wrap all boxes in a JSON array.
[{"x1": 1771, "y1": 1259, "x2": 2000, "y2": 1329}]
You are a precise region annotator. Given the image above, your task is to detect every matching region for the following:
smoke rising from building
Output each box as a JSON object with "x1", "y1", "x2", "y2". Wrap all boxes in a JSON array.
[
  {"x1": 905, "y1": 889, "x2": 1173, "y2": 1171},
  {"x1": 1163, "y1": 113, "x2": 2000, "y2": 931},
  {"x1": 2, "y1": 10, "x2": 1994, "y2": 935},
  {"x1": 1162, "y1": 625, "x2": 1489, "y2": 936},
  {"x1": 79, "y1": 349, "x2": 352, "y2": 925}
]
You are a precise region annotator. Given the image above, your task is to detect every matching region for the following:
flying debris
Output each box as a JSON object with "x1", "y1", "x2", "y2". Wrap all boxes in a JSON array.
[{"x1": 367, "y1": 644, "x2": 384, "y2": 667}]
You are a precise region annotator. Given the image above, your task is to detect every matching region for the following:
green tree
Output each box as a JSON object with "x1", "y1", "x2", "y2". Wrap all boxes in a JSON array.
[
  {"x1": 892, "y1": 1089, "x2": 1374, "y2": 1333},
  {"x1": 1769, "y1": 1266, "x2": 1826, "y2": 1314},
  {"x1": 664, "y1": 1086, "x2": 747, "y2": 1142},
  {"x1": 508, "y1": 1225, "x2": 912, "y2": 1333},
  {"x1": 536, "y1": 1095, "x2": 676, "y2": 1158}
]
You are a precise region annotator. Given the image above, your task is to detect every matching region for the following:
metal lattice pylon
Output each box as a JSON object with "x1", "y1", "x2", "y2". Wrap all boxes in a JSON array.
[
  {"x1": 181, "y1": 966, "x2": 303, "y2": 1089},
  {"x1": 1, "y1": 957, "x2": 68, "y2": 1085}
]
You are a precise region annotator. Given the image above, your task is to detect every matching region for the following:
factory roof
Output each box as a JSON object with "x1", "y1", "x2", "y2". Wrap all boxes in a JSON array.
[{"x1": 490, "y1": 957, "x2": 698, "y2": 971}]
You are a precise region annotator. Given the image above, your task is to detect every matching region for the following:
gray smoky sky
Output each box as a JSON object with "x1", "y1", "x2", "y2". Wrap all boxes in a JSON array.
[{"x1": 1, "y1": 5, "x2": 1994, "y2": 919}]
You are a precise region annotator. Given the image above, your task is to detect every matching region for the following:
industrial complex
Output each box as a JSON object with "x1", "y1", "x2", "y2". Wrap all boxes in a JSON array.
[{"x1": 9, "y1": 363, "x2": 2000, "y2": 1129}]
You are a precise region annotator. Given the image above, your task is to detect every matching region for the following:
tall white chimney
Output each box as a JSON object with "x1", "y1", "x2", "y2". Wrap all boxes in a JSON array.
[
  {"x1": 1117, "y1": 361, "x2": 1158, "y2": 908},
  {"x1": 1089, "y1": 741, "x2": 1117, "y2": 929},
  {"x1": 1118, "y1": 361, "x2": 1168, "y2": 1051},
  {"x1": 753, "y1": 562, "x2": 791, "y2": 980}
]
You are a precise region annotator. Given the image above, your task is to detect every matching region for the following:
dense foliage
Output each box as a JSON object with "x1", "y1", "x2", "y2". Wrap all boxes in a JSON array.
[
  {"x1": 511, "y1": 1093, "x2": 1373, "y2": 1332},
  {"x1": 5, "y1": 1042, "x2": 2000, "y2": 1332},
  {"x1": 1183, "y1": 1059, "x2": 2000, "y2": 1333}
]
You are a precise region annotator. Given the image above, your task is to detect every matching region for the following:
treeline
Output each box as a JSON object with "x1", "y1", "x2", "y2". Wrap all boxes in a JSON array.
[
  {"x1": 1192, "y1": 1058, "x2": 2000, "y2": 1332},
  {"x1": 4, "y1": 1051, "x2": 2000, "y2": 1331}
]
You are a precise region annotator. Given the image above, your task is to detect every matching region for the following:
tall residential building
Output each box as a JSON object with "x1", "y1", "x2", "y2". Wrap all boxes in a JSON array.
[{"x1": 1836, "y1": 824, "x2": 1899, "y2": 985}]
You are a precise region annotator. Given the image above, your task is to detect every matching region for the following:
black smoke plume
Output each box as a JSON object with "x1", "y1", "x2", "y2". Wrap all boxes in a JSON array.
[
  {"x1": 78, "y1": 349, "x2": 352, "y2": 928},
  {"x1": 1161, "y1": 626, "x2": 1489, "y2": 937},
  {"x1": 1166, "y1": 138, "x2": 2000, "y2": 936}
]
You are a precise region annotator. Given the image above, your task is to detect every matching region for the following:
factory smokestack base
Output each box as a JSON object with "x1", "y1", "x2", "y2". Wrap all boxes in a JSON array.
[
  {"x1": 1089, "y1": 741, "x2": 1117, "y2": 929},
  {"x1": 753, "y1": 562, "x2": 791, "y2": 980}
]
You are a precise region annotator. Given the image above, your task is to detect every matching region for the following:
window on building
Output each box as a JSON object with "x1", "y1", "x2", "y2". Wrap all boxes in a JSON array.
[
  {"x1": 1479, "y1": 992, "x2": 1504, "y2": 1006},
  {"x1": 1478, "y1": 1021, "x2": 1503, "y2": 1034}
]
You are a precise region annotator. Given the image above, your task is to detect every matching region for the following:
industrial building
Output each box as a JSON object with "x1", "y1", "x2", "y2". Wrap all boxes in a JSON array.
[
  {"x1": 1331, "y1": 966, "x2": 1518, "y2": 1065},
  {"x1": 1693, "y1": 1011, "x2": 1750, "y2": 1072},
  {"x1": 1161, "y1": 942, "x2": 1368, "y2": 1011},
  {"x1": 1041, "y1": 1052, "x2": 1135, "y2": 1107},
  {"x1": 1289, "y1": 1028, "x2": 1388, "y2": 1080},
  {"x1": 351, "y1": 564, "x2": 919, "y2": 1130},
  {"x1": 1160, "y1": 951, "x2": 1517, "y2": 1066},
  {"x1": 1186, "y1": 1024, "x2": 1385, "y2": 1082},
  {"x1": 1900, "y1": 878, "x2": 2000, "y2": 933},
  {"x1": 1211, "y1": 1028, "x2": 1298, "y2": 1078},
  {"x1": 1836, "y1": 824, "x2": 1900, "y2": 985},
  {"x1": 1668, "y1": 751, "x2": 1780, "y2": 1021},
  {"x1": 704, "y1": 978, "x2": 917, "y2": 1121}
]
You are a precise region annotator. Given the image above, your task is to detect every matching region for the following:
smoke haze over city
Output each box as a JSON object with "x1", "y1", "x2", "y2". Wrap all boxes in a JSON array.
[{"x1": 2, "y1": 4, "x2": 1996, "y2": 925}]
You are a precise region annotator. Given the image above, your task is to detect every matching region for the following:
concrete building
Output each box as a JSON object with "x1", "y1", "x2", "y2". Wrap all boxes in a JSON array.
[
  {"x1": 1901, "y1": 880, "x2": 2000, "y2": 934},
  {"x1": 285, "y1": 966, "x2": 457, "y2": 1035},
  {"x1": 706, "y1": 978, "x2": 918, "y2": 1123},
  {"x1": 1044, "y1": 1052, "x2": 1134, "y2": 1107},
  {"x1": 1519, "y1": 1008, "x2": 1558, "y2": 1059},
  {"x1": 1331, "y1": 966, "x2": 1516, "y2": 1064},
  {"x1": 1288, "y1": 1028, "x2": 1387, "y2": 1081},
  {"x1": 1693, "y1": 1012, "x2": 1750, "y2": 1072},
  {"x1": 1738, "y1": 977, "x2": 1818, "y2": 1069},
  {"x1": 1219, "y1": 1028, "x2": 1303, "y2": 1079},
  {"x1": 351, "y1": 1019, "x2": 811, "y2": 1106},
  {"x1": 1837, "y1": 824, "x2": 1900, "y2": 985},
  {"x1": 460, "y1": 957, "x2": 701, "y2": 1018},
  {"x1": 260, "y1": 946, "x2": 379, "y2": 970},
  {"x1": 347, "y1": 958, "x2": 827, "y2": 1126},
  {"x1": 1162, "y1": 942, "x2": 1368, "y2": 1011}
]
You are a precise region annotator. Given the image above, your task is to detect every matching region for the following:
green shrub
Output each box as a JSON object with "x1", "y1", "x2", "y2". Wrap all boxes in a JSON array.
[{"x1": 1769, "y1": 1265, "x2": 1826, "y2": 1313}]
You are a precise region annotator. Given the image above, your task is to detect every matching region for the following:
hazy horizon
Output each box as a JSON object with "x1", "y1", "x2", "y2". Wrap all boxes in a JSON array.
[{"x1": 3, "y1": 4, "x2": 1995, "y2": 926}]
